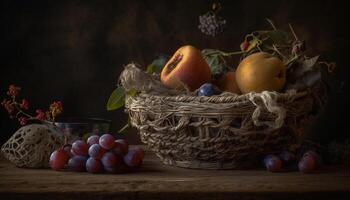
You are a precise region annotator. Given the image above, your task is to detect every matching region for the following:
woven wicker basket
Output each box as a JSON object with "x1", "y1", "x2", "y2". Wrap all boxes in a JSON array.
[{"x1": 125, "y1": 90, "x2": 314, "y2": 169}]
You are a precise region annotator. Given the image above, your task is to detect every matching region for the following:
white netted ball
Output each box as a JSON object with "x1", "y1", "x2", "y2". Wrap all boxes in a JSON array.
[{"x1": 1, "y1": 124, "x2": 65, "y2": 168}]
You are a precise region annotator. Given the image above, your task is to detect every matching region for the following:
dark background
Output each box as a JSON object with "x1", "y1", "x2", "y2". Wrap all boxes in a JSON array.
[{"x1": 0, "y1": 0, "x2": 349, "y2": 145}]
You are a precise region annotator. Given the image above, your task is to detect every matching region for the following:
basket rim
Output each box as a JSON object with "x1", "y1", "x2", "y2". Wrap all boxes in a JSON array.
[{"x1": 134, "y1": 90, "x2": 309, "y2": 104}]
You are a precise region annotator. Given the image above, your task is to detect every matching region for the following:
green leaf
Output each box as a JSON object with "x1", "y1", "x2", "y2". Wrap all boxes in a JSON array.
[
  {"x1": 294, "y1": 55, "x2": 320, "y2": 77},
  {"x1": 146, "y1": 64, "x2": 154, "y2": 74},
  {"x1": 267, "y1": 30, "x2": 292, "y2": 46},
  {"x1": 107, "y1": 87, "x2": 125, "y2": 111},
  {"x1": 202, "y1": 49, "x2": 228, "y2": 80},
  {"x1": 126, "y1": 88, "x2": 137, "y2": 97},
  {"x1": 303, "y1": 56, "x2": 320, "y2": 69},
  {"x1": 146, "y1": 55, "x2": 168, "y2": 74}
]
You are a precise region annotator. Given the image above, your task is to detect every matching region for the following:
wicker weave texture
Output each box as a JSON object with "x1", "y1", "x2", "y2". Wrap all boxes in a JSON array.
[{"x1": 126, "y1": 91, "x2": 313, "y2": 169}]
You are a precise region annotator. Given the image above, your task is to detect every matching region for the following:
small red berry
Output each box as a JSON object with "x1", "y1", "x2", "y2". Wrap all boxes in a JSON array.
[
  {"x1": 7, "y1": 85, "x2": 21, "y2": 97},
  {"x1": 20, "y1": 99, "x2": 29, "y2": 110},
  {"x1": 241, "y1": 40, "x2": 249, "y2": 51},
  {"x1": 18, "y1": 117, "x2": 28, "y2": 126},
  {"x1": 1, "y1": 100, "x2": 14, "y2": 114},
  {"x1": 35, "y1": 109, "x2": 46, "y2": 120},
  {"x1": 49, "y1": 101, "x2": 63, "y2": 119}
]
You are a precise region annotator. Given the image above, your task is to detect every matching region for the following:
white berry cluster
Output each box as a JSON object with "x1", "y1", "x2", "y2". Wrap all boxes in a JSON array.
[{"x1": 198, "y1": 13, "x2": 226, "y2": 36}]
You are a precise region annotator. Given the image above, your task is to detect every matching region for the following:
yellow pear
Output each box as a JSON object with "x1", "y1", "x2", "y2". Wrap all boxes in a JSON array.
[{"x1": 235, "y1": 52, "x2": 286, "y2": 93}]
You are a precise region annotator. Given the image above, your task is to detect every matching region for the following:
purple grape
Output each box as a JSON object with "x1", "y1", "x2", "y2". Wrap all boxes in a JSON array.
[
  {"x1": 71, "y1": 140, "x2": 88, "y2": 156},
  {"x1": 99, "y1": 134, "x2": 115, "y2": 150},
  {"x1": 134, "y1": 146, "x2": 145, "y2": 159},
  {"x1": 49, "y1": 149, "x2": 70, "y2": 171},
  {"x1": 298, "y1": 155, "x2": 316, "y2": 173},
  {"x1": 263, "y1": 155, "x2": 282, "y2": 172},
  {"x1": 279, "y1": 151, "x2": 296, "y2": 166},
  {"x1": 101, "y1": 152, "x2": 120, "y2": 168},
  {"x1": 86, "y1": 157, "x2": 103, "y2": 173},
  {"x1": 124, "y1": 147, "x2": 144, "y2": 168},
  {"x1": 88, "y1": 144, "x2": 106, "y2": 160},
  {"x1": 63, "y1": 144, "x2": 73, "y2": 158},
  {"x1": 303, "y1": 151, "x2": 322, "y2": 168},
  {"x1": 68, "y1": 155, "x2": 87, "y2": 172},
  {"x1": 112, "y1": 139, "x2": 129, "y2": 155},
  {"x1": 198, "y1": 83, "x2": 215, "y2": 97},
  {"x1": 87, "y1": 135, "x2": 100, "y2": 146}
]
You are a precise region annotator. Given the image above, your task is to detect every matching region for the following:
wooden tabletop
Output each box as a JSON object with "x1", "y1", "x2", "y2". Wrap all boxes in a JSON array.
[{"x1": 1, "y1": 147, "x2": 350, "y2": 200}]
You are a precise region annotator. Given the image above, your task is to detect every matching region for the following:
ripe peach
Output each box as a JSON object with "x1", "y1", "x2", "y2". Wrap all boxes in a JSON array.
[
  {"x1": 235, "y1": 52, "x2": 286, "y2": 93},
  {"x1": 160, "y1": 45, "x2": 211, "y2": 91},
  {"x1": 213, "y1": 71, "x2": 241, "y2": 94}
]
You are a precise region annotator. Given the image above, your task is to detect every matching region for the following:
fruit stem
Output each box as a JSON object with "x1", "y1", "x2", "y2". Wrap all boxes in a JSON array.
[
  {"x1": 289, "y1": 23, "x2": 299, "y2": 41},
  {"x1": 272, "y1": 44, "x2": 287, "y2": 59},
  {"x1": 266, "y1": 18, "x2": 277, "y2": 30},
  {"x1": 221, "y1": 50, "x2": 245, "y2": 57},
  {"x1": 204, "y1": 49, "x2": 244, "y2": 57},
  {"x1": 15, "y1": 108, "x2": 33, "y2": 118},
  {"x1": 284, "y1": 55, "x2": 299, "y2": 67}
]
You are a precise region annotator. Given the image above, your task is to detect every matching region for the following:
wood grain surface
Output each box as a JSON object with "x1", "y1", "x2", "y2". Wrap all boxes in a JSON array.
[{"x1": 1, "y1": 146, "x2": 350, "y2": 200}]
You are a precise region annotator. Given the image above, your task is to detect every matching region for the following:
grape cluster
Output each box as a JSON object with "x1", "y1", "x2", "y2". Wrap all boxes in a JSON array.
[
  {"x1": 198, "y1": 13, "x2": 226, "y2": 37},
  {"x1": 49, "y1": 134, "x2": 144, "y2": 174},
  {"x1": 263, "y1": 150, "x2": 322, "y2": 173}
]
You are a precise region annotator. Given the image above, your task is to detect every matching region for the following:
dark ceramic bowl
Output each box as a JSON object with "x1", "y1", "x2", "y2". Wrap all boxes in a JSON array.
[{"x1": 54, "y1": 118, "x2": 111, "y2": 140}]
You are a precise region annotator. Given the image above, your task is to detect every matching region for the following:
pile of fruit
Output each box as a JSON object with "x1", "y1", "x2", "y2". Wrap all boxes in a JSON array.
[
  {"x1": 49, "y1": 134, "x2": 144, "y2": 173},
  {"x1": 158, "y1": 44, "x2": 328, "y2": 99},
  {"x1": 159, "y1": 45, "x2": 287, "y2": 95}
]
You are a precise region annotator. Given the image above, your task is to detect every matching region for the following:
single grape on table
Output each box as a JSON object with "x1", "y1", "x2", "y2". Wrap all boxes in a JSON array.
[
  {"x1": 298, "y1": 155, "x2": 316, "y2": 173},
  {"x1": 303, "y1": 151, "x2": 322, "y2": 168},
  {"x1": 263, "y1": 154, "x2": 282, "y2": 172},
  {"x1": 298, "y1": 151, "x2": 321, "y2": 173}
]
